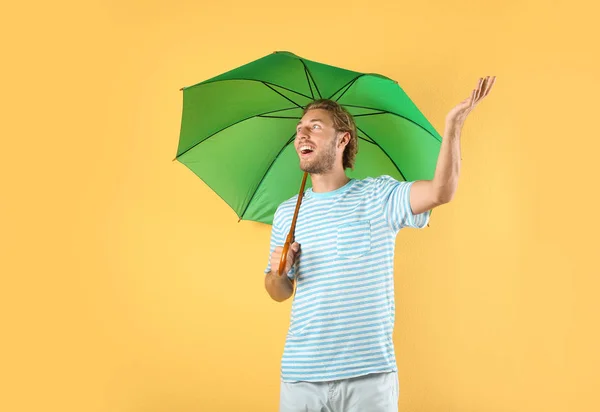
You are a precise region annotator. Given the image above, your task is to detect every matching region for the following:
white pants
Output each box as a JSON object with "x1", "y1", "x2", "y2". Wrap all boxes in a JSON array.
[{"x1": 279, "y1": 371, "x2": 399, "y2": 412}]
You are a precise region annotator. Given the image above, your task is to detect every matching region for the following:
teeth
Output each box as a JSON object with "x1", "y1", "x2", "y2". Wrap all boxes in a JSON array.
[{"x1": 300, "y1": 145, "x2": 314, "y2": 152}]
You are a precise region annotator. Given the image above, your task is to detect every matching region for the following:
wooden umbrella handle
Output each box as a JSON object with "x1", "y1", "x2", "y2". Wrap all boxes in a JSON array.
[
  {"x1": 277, "y1": 172, "x2": 308, "y2": 276},
  {"x1": 278, "y1": 234, "x2": 292, "y2": 275}
]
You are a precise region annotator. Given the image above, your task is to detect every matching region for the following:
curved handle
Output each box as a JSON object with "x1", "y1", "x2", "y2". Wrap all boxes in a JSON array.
[{"x1": 278, "y1": 239, "x2": 291, "y2": 276}]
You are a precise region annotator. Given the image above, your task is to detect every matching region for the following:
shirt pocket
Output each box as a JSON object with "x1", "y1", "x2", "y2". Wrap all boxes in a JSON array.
[{"x1": 336, "y1": 220, "x2": 372, "y2": 259}]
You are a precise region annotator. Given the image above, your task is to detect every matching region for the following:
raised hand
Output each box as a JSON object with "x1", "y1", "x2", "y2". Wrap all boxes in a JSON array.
[{"x1": 445, "y1": 76, "x2": 496, "y2": 128}]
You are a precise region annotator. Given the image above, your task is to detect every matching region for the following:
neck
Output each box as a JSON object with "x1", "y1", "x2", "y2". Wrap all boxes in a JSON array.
[{"x1": 309, "y1": 167, "x2": 350, "y2": 193}]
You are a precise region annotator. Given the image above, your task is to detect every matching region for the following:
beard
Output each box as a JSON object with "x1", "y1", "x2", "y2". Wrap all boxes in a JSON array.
[{"x1": 300, "y1": 136, "x2": 338, "y2": 174}]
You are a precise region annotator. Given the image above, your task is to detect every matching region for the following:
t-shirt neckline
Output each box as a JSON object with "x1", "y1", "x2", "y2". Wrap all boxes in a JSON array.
[{"x1": 305, "y1": 178, "x2": 356, "y2": 199}]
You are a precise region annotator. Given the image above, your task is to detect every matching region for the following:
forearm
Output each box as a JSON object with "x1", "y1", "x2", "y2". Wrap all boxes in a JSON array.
[
  {"x1": 432, "y1": 122, "x2": 462, "y2": 203},
  {"x1": 264, "y1": 271, "x2": 294, "y2": 302}
]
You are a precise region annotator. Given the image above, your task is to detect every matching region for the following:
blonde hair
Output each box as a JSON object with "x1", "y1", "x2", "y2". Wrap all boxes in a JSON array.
[{"x1": 303, "y1": 99, "x2": 358, "y2": 170}]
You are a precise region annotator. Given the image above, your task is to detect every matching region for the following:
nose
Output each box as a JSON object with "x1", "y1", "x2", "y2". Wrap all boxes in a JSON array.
[
  {"x1": 296, "y1": 132, "x2": 307, "y2": 143},
  {"x1": 297, "y1": 123, "x2": 316, "y2": 140},
  {"x1": 296, "y1": 126, "x2": 307, "y2": 137}
]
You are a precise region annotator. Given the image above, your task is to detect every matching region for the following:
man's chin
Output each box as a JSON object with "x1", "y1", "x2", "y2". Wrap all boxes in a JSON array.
[
  {"x1": 301, "y1": 166, "x2": 325, "y2": 174},
  {"x1": 300, "y1": 158, "x2": 332, "y2": 174},
  {"x1": 299, "y1": 160, "x2": 311, "y2": 173},
  {"x1": 300, "y1": 164, "x2": 316, "y2": 174}
]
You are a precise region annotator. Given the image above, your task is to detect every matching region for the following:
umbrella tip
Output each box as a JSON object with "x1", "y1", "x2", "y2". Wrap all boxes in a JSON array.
[{"x1": 172, "y1": 156, "x2": 177, "y2": 162}]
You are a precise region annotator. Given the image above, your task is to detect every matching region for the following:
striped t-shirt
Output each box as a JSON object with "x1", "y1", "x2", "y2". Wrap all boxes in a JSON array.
[{"x1": 264, "y1": 175, "x2": 431, "y2": 383}]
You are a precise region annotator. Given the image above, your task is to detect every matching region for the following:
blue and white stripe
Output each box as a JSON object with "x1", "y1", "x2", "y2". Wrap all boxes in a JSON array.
[{"x1": 264, "y1": 175, "x2": 430, "y2": 382}]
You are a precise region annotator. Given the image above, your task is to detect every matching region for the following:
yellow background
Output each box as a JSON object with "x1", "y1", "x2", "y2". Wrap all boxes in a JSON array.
[{"x1": 2, "y1": 0, "x2": 599, "y2": 411}]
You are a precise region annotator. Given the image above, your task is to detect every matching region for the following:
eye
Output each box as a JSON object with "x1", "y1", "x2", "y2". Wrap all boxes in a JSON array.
[{"x1": 312, "y1": 124, "x2": 321, "y2": 129}]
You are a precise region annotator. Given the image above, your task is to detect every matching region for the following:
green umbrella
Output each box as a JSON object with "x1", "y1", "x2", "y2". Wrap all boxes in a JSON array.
[
  {"x1": 175, "y1": 51, "x2": 441, "y2": 221},
  {"x1": 174, "y1": 51, "x2": 442, "y2": 271}
]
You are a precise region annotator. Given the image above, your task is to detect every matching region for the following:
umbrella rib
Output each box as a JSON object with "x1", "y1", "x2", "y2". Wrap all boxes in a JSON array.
[
  {"x1": 345, "y1": 104, "x2": 442, "y2": 143},
  {"x1": 262, "y1": 82, "x2": 304, "y2": 108},
  {"x1": 352, "y1": 111, "x2": 387, "y2": 117},
  {"x1": 358, "y1": 135, "x2": 376, "y2": 144},
  {"x1": 299, "y1": 59, "x2": 322, "y2": 99},
  {"x1": 304, "y1": 66, "x2": 315, "y2": 99},
  {"x1": 356, "y1": 125, "x2": 407, "y2": 181},
  {"x1": 257, "y1": 115, "x2": 301, "y2": 119},
  {"x1": 331, "y1": 74, "x2": 364, "y2": 101},
  {"x1": 184, "y1": 78, "x2": 314, "y2": 100},
  {"x1": 238, "y1": 132, "x2": 297, "y2": 221},
  {"x1": 176, "y1": 107, "x2": 298, "y2": 159}
]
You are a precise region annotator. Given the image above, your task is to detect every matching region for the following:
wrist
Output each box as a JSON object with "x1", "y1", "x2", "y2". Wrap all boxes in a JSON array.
[{"x1": 444, "y1": 122, "x2": 463, "y2": 139}]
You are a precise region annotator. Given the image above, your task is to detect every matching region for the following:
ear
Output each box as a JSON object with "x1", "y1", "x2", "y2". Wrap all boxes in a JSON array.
[{"x1": 337, "y1": 131, "x2": 351, "y2": 149}]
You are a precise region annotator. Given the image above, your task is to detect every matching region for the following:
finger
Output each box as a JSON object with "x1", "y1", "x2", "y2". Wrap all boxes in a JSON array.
[
  {"x1": 473, "y1": 78, "x2": 483, "y2": 101},
  {"x1": 476, "y1": 77, "x2": 486, "y2": 101},
  {"x1": 483, "y1": 76, "x2": 496, "y2": 97},
  {"x1": 475, "y1": 77, "x2": 493, "y2": 104},
  {"x1": 291, "y1": 248, "x2": 300, "y2": 260},
  {"x1": 470, "y1": 89, "x2": 477, "y2": 109}
]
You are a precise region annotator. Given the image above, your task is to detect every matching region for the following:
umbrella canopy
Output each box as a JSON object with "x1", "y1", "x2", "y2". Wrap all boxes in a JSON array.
[{"x1": 175, "y1": 51, "x2": 442, "y2": 225}]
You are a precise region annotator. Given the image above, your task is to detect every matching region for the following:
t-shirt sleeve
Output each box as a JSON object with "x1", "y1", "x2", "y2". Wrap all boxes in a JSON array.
[
  {"x1": 264, "y1": 207, "x2": 296, "y2": 279},
  {"x1": 375, "y1": 175, "x2": 431, "y2": 232}
]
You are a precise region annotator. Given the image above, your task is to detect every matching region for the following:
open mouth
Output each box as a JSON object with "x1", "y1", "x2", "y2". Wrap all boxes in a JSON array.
[{"x1": 299, "y1": 145, "x2": 315, "y2": 157}]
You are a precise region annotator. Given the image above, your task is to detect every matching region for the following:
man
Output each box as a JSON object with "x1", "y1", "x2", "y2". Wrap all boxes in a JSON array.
[{"x1": 264, "y1": 77, "x2": 496, "y2": 412}]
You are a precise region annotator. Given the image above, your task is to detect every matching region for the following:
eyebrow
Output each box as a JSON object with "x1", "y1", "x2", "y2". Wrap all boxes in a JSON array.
[{"x1": 297, "y1": 119, "x2": 324, "y2": 126}]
